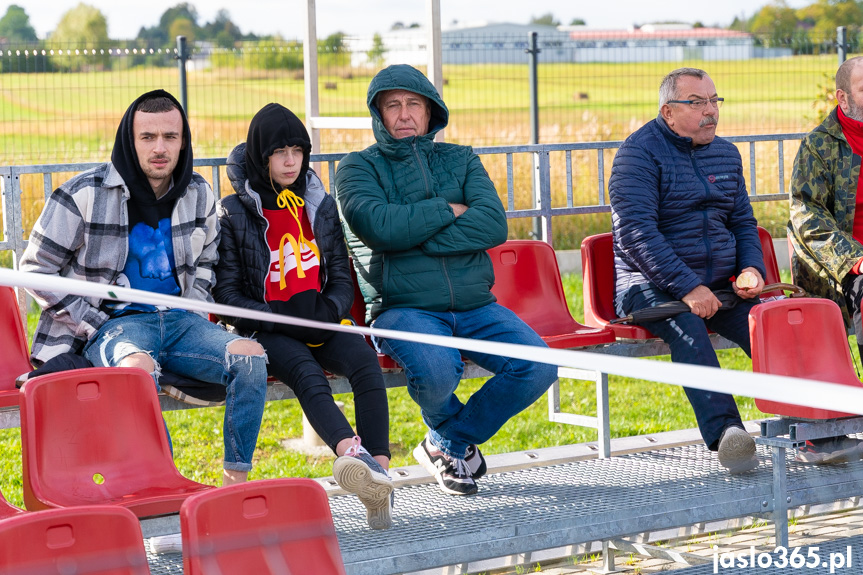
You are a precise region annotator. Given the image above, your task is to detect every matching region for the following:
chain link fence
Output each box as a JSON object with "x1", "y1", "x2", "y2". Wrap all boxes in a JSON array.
[{"x1": 0, "y1": 30, "x2": 848, "y2": 165}]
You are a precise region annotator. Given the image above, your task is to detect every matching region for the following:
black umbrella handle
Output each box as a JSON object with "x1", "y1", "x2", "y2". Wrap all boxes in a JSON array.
[
  {"x1": 609, "y1": 283, "x2": 807, "y2": 325},
  {"x1": 762, "y1": 283, "x2": 807, "y2": 298}
]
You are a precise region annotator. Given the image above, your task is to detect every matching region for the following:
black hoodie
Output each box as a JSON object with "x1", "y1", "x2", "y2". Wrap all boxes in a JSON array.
[
  {"x1": 111, "y1": 89, "x2": 193, "y2": 222},
  {"x1": 244, "y1": 103, "x2": 312, "y2": 210},
  {"x1": 109, "y1": 89, "x2": 193, "y2": 302}
]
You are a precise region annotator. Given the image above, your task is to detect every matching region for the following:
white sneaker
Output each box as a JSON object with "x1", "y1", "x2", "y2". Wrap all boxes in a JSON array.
[
  {"x1": 148, "y1": 532, "x2": 182, "y2": 554},
  {"x1": 333, "y1": 436, "x2": 394, "y2": 530}
]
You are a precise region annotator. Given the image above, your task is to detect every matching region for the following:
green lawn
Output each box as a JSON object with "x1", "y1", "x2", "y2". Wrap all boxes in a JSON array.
[
  {"x1": 0, "y1": 272, "x2": 789, "y2": 508},
  {"x1": 0, "y1": 55, "x2": 816, "y2": 251},
  {"x1": 0, "y1": 53, "x2": 838, "y2": 166}
]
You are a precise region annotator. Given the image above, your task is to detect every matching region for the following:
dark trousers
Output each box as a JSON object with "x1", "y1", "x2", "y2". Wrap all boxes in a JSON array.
[
  {"x1": 255, "y1": 330, "x2": 391, "y2": 458},
  {"x1": 620, "y1": 283, "x2": 759, "y2": 451},
  {"x1": 842, "y1": 273, "x2": 863, "y2": 361}
]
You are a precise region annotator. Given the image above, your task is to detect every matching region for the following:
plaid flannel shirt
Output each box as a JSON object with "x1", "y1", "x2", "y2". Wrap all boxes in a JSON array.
[{"x1": 19, "y1": 162, "x2": 220, "y2": 364}]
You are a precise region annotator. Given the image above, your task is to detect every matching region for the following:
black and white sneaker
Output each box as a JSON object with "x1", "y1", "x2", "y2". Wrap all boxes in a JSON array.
[
  {"x1": 465, "y1": 444, "x2": 487, "y2": 479},
  {"x1": 413, "y1": 435, "x2": 477, "y2": 496}
]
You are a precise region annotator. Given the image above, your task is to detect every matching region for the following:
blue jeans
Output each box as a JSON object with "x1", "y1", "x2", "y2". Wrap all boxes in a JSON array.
[
  {"x1": 619, "y1": 283, "x2": 758, "y2": 450},
  {"x1": 83, "y1": 310, "x2": 269, "y2": 472},
  {"x1": 372, "y1": 303, "x2": 558, "y2": 459}
]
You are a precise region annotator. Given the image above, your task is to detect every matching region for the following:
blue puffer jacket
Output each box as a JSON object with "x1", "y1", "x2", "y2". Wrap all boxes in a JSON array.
[{"x1": 609, "y1": 115, "x2": 765, "y2": 306}]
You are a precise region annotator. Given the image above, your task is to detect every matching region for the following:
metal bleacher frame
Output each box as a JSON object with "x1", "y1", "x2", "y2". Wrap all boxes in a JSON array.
[{"x1": 5, "y1": 135, "x2": 862, "y2": 574}]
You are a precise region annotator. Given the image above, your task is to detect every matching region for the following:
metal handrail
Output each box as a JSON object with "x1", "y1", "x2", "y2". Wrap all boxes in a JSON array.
[{"x1": 2, "y1": 133, "x2": 802, "y2": 279}]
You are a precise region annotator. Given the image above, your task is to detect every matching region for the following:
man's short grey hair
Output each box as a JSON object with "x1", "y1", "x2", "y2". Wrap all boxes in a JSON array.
[
  {"x1": 658, "y1": 68, "x2": 709, "y2": 111},
  {"x1": 836, "y1": 56, "x2": 863, "y2": 94}
]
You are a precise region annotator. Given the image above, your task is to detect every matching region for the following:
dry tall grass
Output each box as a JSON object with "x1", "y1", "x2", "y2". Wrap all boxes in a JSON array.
[{"x1": 10, "y1": 117, "x2": 795, "y2": 253}]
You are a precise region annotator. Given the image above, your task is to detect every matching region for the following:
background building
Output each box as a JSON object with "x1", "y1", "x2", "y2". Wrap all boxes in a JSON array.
[{"x1": 345, "y1": 22, "x2": 788, "y2": 67}]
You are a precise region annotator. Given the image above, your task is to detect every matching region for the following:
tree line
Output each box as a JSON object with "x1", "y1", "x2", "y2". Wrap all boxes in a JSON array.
[
  {"x1": 0, "y1": 0, "x2": 858, "y2": 73},
  {"x1": 736, "y1": 0, "x2": 860, "y2": 39},
  {"x1": 0, "y1": 2, "x2": 348, "y2": 72}
]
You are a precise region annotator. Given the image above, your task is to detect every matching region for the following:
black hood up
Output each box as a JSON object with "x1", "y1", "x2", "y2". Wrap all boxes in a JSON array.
[
  {"x1": 245, "y1": 103, "x2": 312, "y2": 207},
  {"x1": 111, "y1": 89, "x2": 193, "y2": 206}
]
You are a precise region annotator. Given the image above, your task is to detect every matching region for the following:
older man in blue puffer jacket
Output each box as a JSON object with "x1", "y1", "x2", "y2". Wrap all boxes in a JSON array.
[{"x1": 609, "y1": 68, "x2": 766, "y2": 474}]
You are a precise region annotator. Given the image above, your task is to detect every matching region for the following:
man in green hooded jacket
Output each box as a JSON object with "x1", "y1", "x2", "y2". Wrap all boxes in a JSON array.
[
  {"x1": 789, "y1": 55, "x2": 863, "y2": 464},
  {"x1": 335, "y1": 65, "x2": 557, "y2": 496}
]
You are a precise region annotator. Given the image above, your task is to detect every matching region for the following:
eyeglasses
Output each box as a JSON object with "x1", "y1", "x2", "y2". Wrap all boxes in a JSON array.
[{"x1": 668, "y1": 97, "x2": 724, "y2": 110}]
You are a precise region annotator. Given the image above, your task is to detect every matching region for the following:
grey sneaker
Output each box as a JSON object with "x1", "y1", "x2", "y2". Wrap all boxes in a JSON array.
[
  {"x1": 332, "y1": 436, "x2": 393, "y2": 530},
  {"x1": 717, "y1": 426, "x2": 758, "y2": 474},
  {"x1": 796, "y1": 436, "x2": 863, "y2": 464}
]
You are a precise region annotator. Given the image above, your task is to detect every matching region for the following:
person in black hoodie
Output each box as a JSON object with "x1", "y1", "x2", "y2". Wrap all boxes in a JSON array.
[
  {"x1": 20, "y1": 90, "x2": 269, "y2": 486},
  {"x1": 215, "y1": 103, "x2": 394, "y2": 530}
]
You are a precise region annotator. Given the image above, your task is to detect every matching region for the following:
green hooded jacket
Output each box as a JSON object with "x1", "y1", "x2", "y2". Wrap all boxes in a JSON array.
[
  {"x1": 335, "y1": 64, "x2": 507, "y2": 322},
  {"x1": 789, "y1": 106, "x2": 863, "y2": 324}
]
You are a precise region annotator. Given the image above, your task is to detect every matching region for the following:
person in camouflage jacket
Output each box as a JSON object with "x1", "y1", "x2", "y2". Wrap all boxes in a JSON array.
[
  {"x1": 788, "y1": 56, "x2": 863, "y2": 464},
  {"x1": 788, "y1": 108, "x2": 861, "y2": 324}
]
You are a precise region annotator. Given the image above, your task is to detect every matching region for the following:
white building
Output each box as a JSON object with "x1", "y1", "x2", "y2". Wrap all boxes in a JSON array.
[
  {"x1": 563, "y1": 24, "x2": 758, "y2": 63},
  {"x1": 345, "y1": 22, "x2": 778, "y2": 67},
  {"x1": 346, "y1": 22, "x2": 570, "y2": 67}
]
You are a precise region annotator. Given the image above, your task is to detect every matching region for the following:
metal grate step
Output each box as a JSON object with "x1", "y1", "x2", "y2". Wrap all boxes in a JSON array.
[{"x1": 146, "y1": 442, "x2": 863, "y2": 575}]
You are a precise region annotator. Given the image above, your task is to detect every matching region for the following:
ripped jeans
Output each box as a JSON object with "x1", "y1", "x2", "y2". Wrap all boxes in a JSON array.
[
  {"x1": 82, "y1": 309, "x2": 268, "y2": 472},
  {"x1": 618, "y1": 283, "x2": 759, "y2": 451}
]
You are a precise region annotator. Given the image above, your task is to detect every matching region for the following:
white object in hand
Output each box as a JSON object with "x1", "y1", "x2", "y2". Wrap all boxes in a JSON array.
[{"x1": 736, "y1": 271, "x2": 758, "y2": 289}]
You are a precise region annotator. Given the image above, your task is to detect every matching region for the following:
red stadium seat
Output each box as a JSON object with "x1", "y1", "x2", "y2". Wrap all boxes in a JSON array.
[
  {"x1": 581, "y1": 232, "x2": 655, "y2": 340},
  {"x1": 348, "y1": 260, "x2": 401, "y2": 370},
  {"x1": 0, "y1": 286, "x2": 32, "y2": 408},
  {"x1": 750, "y1": 297, "x2": 863, "y2": 419},
  {"x1": 181, "y1": 477, "x2": 346, "y2": 575},
  {"x1": 758, "y1": 226, "x2": 784, "y2": 298},
  {"x1": 488, "y1": 240, "x2": 615, "y2": 348},
  {"x1": 582, "y1": 226, "x2": 783, "y2": 339},
  {"x1": 0, "y1": 505, "x2": 150, "y2": 574},
  {"x1": 20, "y1": 367, "x2": 212, "y2": 517},
  {"x1": 0, "y1": 488, "x2": 24, "y2": 519}
]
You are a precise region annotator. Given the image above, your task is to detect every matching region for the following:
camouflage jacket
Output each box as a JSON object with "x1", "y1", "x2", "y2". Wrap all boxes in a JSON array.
[{"x1": 789, "y1": 106, "x2": 863, "y2": 324}]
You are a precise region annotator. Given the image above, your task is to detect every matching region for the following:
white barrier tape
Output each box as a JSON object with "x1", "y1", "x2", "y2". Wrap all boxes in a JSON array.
[{"x1": 3, "y1": 266, "x2": 863, "y2": 416}]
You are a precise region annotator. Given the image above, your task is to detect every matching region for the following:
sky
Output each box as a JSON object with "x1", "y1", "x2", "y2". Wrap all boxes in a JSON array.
[{"x1": 18, "y1": 0, "x2": 814, "y2": 40}]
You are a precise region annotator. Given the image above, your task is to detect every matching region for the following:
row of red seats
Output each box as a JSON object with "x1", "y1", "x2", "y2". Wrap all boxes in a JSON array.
[
  {"x1": 3, "y1": 230, "x2": 862, "y2": 435},
  {"x1": 2, "y1": 368, "x2": 346, "y2": 574},
  {"x1": 0, "y1": 234, "x2": 861, "y2": 573},
  {"x1": 0, "y1": 477, "x2": 345, "y2": 574}
]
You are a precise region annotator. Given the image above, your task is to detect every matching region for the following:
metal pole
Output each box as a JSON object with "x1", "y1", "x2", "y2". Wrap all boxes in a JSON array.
[
  {"x1": 838, "y1": 26, "x2": 847, "y2": 66},
  {"x1": 303, "y1": 0, "x2": 321, "y2": 176},
  {"x1": 426, "y1": 0, "x2": 444, "y2": 142},
  {"x1": 527, "y1": 32, "x2": 540, "y2": 145},
  {"x1": 175, "y1": 36, "x2": 188, "y2": 114},
  {"x1": 526, "y1": 31, "x2": 542, "y2": 240}
]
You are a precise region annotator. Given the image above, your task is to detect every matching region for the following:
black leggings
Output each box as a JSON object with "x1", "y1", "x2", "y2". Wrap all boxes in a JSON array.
[
  {"x1": 255, "y1": 330, "x2": 390, "y2": 458},
  {"x1": 843, "y1": 273, "x2": 863, "y2": 362}
]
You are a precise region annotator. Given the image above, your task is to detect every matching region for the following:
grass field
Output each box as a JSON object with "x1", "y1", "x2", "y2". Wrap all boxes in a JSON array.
[
  {"x1": 0, "y1": 272, "x2": 824, "y2": 509},
  {"x1": 1, "y1": 54, "x2": 824, "y2": 250},
  {"x1": 0, "y1": 53, "x2": 837, "y2": 162}
]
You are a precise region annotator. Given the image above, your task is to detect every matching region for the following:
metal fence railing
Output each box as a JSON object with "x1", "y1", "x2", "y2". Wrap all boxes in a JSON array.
[
  {"x1": 1, "y1": 134, "x2": 803, "y2": 283},
  {"x1": 0, "y1": 31, "x2": 844, "y2": 165}
]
